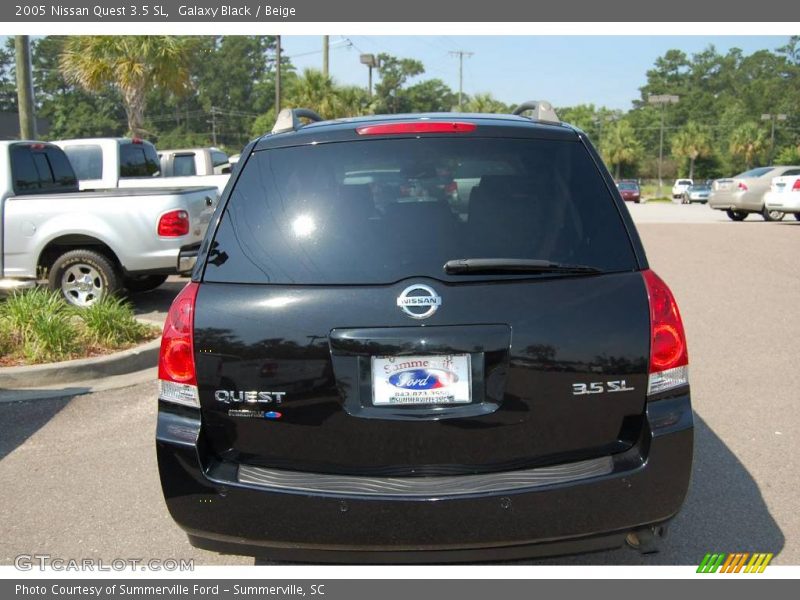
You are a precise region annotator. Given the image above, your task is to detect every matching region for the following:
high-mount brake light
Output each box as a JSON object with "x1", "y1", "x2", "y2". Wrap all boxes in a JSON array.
[
  {"x1": 643, "y1": 269, "x2": 689, "y2": 395},
  {"x1": 356, "y1": 122, "x2": 477, "y2": 136},
  {"x1": 158, "y1": 282, "x2": 200, "y2": 407}
]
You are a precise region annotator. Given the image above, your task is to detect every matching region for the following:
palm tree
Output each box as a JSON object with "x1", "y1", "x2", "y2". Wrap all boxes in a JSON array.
[
  {"x1": 60, "y1": 36, "x2": 191, "y2": 137},
  {"x1": 671, "y1": 122, "x2": 712, "y2": 179},
  {"x1": 729, "y1": 122, "x2": 767, "y2": 169},
  {"x1": 285, "y1": 69, "x2": 340, "y2": 119},
  {"x1": 462, "y1": 93, "x2": 509, "y2": 114},
  {"x1": 599, "y1": 120, "x2": 641, "y2": 179}
]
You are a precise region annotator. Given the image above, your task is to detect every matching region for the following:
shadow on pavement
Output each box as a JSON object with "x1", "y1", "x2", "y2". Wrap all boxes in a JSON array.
[
  {"x1": 0, "y1": 394, "x2": 75, "y2": 460},
  {"x1": 129, "y1": 278, "x2": 187, "y2": 321}
]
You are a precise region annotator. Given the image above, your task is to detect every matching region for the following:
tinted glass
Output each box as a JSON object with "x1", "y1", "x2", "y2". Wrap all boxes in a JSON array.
[
  {"x1": 63, "y1": 145, "x2": 103, "y2": 180},
  {"x1": 10, "y1": 146, "x2": 41, "y2": 193},
  {"x1": 10, "y1": 144, "x2": 77, "y2": 194},
  {"x1": 172, "y1": 154, "x2": 197, "y2": 176},
  {"x1": 205, "y1": 137, "x2": 636, "y2": 285},
  {"x1": 211, "y1": 150, "x2": 229, "y2": 167},
  {"x1": 781, "y1": 168, "x2": 800, "y2": 176},
  {"x1": 736, "y1": 167, "x2": 774, "y2": 179},
  {"x1": 618, "y1": 183, "x2": 638, "y2": 190},
  {"x1": 120, "y1": 143, "x2": 160, "y2": 178}
]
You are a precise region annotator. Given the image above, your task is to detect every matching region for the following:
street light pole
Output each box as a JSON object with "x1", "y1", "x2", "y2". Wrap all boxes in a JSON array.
[
  {"x1": 648, "y1": 94, "x2": 679, "y2": 197},
  {"x1": 360, "y1": 54, "x2": 378, "y2": 96},
  {"x1": 761, "y1": 113, "x2": 788, "y2": 164}
]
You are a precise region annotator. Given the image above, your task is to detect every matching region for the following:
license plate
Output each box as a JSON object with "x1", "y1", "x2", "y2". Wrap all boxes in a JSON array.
[{"x1": 371, "y1": 354, "x2": 472, "y2": 406}]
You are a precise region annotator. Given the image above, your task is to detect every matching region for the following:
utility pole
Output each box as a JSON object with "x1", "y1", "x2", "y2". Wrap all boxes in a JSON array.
[
  {"x1": 322, "y1": 35, "x2": 329, "y2": 78},
  {"x1": 761, "y1": 113, "x2": 788, "y2": 164},
  {"x1": 449, "y1": 50, "x2": 473, "y2": 111},
  {"x1": 648, "y1": 94, "x2": 679, "y2": 197},
  {"x1": 209, "y1": 107, "x2": 218, "y2": 146},
  {"x1": 275, "y1": 36, "x2": 282, "y2": 113},
  {"x1": 14, "y1": 35, "x2": 37, "y2": 140}
]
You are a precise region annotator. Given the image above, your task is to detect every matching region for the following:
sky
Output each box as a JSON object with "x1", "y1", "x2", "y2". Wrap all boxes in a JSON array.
[{"x1": 280, "y1": 35, "x2": 791, "y2": 110}]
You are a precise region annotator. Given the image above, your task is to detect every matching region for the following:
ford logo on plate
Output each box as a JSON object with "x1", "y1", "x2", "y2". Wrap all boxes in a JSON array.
[{"x1": 388, "y1": 369, "x2": 457, "y2": 390}]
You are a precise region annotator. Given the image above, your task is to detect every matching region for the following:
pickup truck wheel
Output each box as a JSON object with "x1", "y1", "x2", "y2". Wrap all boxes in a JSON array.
[
  {"x1": 726, "y1": 210, "x2": 748, "y2": 221},
  {"x1": 762, "y1": 207, "x2": 785, "y2": 221},
  {"x1": 48, "y1": 249, "x2": 120, "y2": 307},
  {"x1": 124, "y1": 274, "x2": 168, "y2": 293}
]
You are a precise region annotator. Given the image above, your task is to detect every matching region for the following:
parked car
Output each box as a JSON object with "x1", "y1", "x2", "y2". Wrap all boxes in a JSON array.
[
  {"x1": 54, "y1": 138, "x2": 230, "y2": 196},
  {"x1": 156, "y1": 103, "x2": 693, "y2": 562},
  {"x1": 681, "y1": 182, "x2": 711, "y2": 204},
  {"x1": 763, "y1": 172, "x2": 800, "y2": 221},
  {"x1": 0, "y1": 141, "x2": 217, "y2": 305},
  {"x1": 158, "y1": 147, "x2": 231, "y2": 177},
  {"x1": 671, "y1": 178, "x2": 693, "y2": 199},
  {"x1": 709, "y1": 166, "x2": 800, "y2": 221},
  {"x1": 617, "y1": 181, "x2": 641, "y2": 203}
]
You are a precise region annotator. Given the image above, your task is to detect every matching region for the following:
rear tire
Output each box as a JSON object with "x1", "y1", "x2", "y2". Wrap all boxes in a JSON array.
[
  {"x1": 726, "y1": 210, "x2": 748, "y2": 221},
  {"x1": 48, "y1": 249, "x2": 121, "y2": 307},
  {"x1": 124, "y1": 274, "x2": 168, "y2": 293},
  {"x1": 762, "y1": 207, "x2": 785, "y2": 221}
]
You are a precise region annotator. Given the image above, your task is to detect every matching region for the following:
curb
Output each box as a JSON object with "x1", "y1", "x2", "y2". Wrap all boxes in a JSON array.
[{"x1": 0, "y1": 319, "x2": 162, "y2": 390}]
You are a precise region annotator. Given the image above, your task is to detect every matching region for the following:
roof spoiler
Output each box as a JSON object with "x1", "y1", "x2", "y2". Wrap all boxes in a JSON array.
[
  {"x1": 512, "y1": 100, "x2": 560, "y2": 125},
  {"x1": 271, "y1": 108, "x2": 324, "y2": 134}
]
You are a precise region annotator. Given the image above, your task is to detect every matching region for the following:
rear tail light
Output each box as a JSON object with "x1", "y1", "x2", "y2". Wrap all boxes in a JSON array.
[
  {"x1": 792, "y1": 179, "x2": 800, "y2": 192},
  {"x1": 158, "y1": 210, "x2": 190, "y2": 237},
  {"x1": 445, "y1": 181, "x2": 458, "y2": 195},
  {"x1": 158, "y1": 282, "x2": 199, "y2": 407},
  {"x1": 737, "y1": 181, "x2": 748, "y2": 191},
  {"x1": 643, "y1": 270, "x2": 689, "y2": 395},
  {"x1": 356, "y1": 121, "x2": 477, "y2": 135}
]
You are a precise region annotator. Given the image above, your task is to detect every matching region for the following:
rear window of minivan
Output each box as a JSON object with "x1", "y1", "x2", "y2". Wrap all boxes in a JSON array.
[{"x1": 204, "y1": 137, "x2": 637, "y2": 285}]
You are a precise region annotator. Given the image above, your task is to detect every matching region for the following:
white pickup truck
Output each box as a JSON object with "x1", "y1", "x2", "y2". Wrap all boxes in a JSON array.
[
  {"x1": 158, "y1": 147, "x2": 231, "y2": 177},
  {"x1": 54, "y1": 137, "x2": 230, "y2": 196},
  {"x1": 1, "y1": 141, "x2": 217, "y2": 306}
]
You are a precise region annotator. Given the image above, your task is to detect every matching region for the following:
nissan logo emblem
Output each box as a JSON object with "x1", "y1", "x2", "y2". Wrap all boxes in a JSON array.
[{"x1": 397, "y1": 284, "x2": 441, "y2": 319}]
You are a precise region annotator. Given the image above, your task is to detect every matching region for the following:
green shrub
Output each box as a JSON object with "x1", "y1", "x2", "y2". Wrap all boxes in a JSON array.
[
  {"x1": 22, "y1": 310, "x2": 78, "y2": 363},
  {"x1": 1, "y1": 288, "x2": 155, "y2": 365},
  {"x1": 76, "y1": 295, "x2": 148, "y2": 348}
]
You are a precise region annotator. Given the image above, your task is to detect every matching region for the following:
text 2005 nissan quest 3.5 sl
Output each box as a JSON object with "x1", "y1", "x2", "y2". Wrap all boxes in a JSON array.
[{"x1": 155, "y1": 102, "x2": 693, "y2": 563}]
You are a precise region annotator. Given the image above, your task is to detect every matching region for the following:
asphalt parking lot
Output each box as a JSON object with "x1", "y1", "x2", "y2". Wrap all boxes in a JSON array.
[{"x1": 1, "y1": 202, "x2": 797, "y2": 566}]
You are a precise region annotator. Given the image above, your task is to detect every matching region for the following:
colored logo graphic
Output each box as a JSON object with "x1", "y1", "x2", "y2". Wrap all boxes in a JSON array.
[
  {"x1": 697, "y1": 552, "x2": 773, "y2": 573},
  {"x1": 388, "y1": 368, "x2": 456, "y2": 390}
]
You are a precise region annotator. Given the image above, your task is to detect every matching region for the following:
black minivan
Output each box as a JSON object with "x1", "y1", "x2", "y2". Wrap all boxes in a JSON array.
[{"x1": 156, "y1": 102, "x2": 693, "y2": 562}]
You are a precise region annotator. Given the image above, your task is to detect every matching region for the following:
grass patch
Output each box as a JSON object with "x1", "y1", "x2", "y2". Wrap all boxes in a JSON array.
[{"x1": 0, "y1": 288, "x2": 159, "y2": 366}]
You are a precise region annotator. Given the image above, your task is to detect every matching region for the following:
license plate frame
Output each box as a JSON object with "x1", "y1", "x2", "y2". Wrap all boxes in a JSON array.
[{"x1": 371, "y1": 354, "x2": 472, "y2": 406}]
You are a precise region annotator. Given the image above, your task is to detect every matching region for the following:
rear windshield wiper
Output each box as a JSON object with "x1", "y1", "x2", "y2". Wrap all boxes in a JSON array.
[{"x1": 443, "y1": 258, "x2": 602, "y2": 275}]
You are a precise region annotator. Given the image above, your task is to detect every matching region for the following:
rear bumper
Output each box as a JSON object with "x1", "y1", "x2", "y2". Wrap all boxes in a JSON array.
[
  {"x1": 764, "y1": 191, "x2": 800, "y2": 213},
  {"x1": 156, "y1": 393, "x2": 693, "y2": 562}
]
